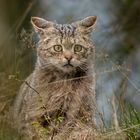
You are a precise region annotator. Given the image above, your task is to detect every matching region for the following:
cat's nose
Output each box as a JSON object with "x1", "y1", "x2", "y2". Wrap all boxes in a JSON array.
[
  {"x1": 64, "y1": 51, "x2": 73, "y2": 61},
  {"x1": 65, "y1": 56, "x2": 72, "y2": 61}
]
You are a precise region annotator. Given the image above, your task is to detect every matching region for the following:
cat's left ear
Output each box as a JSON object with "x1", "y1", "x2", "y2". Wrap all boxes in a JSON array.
[
  {"x1": 73, "y1": 16, "x2": 97, "y2": 34},
  {"x1": 31, "y1": 17, "x2": 54, "y2": 34}
]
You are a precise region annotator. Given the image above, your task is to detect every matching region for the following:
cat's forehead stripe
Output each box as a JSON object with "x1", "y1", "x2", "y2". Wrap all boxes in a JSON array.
[{"x1": 55, "y1": 24, "x2": 76, "y2": 37}]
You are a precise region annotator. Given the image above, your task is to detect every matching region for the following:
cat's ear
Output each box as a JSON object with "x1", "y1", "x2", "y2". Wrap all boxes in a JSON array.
[
  {"x1": 73, "y1": 16, "x2": 97, "y2": 33},
  {"x1": 31, "y1": 17, "x2": 54, "y2": 34}
]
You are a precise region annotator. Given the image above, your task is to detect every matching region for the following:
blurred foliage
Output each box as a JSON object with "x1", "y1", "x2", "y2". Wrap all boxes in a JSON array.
[
  {"x1": 112, "y1": 0, "x2": 140, "y2": 59},
  {"x1": 0, "y1": 0, "x2": 36, "y2": 115}
]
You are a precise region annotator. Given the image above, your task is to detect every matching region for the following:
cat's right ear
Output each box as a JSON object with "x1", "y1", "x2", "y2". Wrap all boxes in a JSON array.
[
  {"x1": 73, "y1": 16, "x2": 97, "y2": 34},
  {"x1": 31, "y1": 17, "x2": 54, "y2": 34}
]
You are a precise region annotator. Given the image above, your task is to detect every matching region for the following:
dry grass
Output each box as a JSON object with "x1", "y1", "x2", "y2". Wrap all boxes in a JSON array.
[{"x1": 0, "y1": 61, "x2": 140, "y2": 140}]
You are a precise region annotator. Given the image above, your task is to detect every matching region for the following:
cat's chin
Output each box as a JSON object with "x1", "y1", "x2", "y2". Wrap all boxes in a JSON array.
[
  {"x1": 56, "y1": 65, "x2": 75, "y2": 73},
  {"x1": 63, "y1": 68, "x2": 74, "y2": 73}
]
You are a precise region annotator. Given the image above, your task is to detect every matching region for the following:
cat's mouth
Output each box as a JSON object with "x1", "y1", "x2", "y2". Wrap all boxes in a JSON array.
[{"x1": 63, "y1": 63, "x2": 74, "y2": 67}]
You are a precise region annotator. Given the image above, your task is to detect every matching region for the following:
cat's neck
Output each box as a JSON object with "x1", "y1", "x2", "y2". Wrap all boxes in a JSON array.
[
  {"x1": 36, "y1": 65, "x2": 87, "y2": 78},
  {"x1": 34, "y1": 64, "x2": 89, "y2": 85}
]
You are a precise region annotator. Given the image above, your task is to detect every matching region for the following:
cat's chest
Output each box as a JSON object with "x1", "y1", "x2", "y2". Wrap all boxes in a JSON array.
[
  {"x1": 24, "y1": 76, "x2": 93, "y2": 119},
  {"x1": 34, "y1": 72, "x2": 90, "y2": 94},
  {"x1": 29, "y1": 71, "x2": 93, "y2": 105},
  {"x1": 36, "y1": 80, "x2": 87, "y2": 96}
]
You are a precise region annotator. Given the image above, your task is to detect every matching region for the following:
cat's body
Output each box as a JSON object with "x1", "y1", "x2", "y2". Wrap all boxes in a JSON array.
[{"x1": 13, "y1": 16, "x2": 97, "y2": 140}]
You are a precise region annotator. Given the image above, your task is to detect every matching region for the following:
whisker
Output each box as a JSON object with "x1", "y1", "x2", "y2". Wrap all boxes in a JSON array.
[
  {"x1": 78, "y1": 66, "x2": 87, "y2": 72},
  {"x1": 40, "y1": 63, "x2": 52, "y2": 69},
  {"x1": 81, "y1": 63, "x2": 93, "y2": 69}
]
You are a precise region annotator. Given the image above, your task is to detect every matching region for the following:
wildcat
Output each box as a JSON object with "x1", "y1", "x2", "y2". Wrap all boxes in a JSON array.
[{"x1": 13, "y1": 16, "x2": 97, "y2": 140}]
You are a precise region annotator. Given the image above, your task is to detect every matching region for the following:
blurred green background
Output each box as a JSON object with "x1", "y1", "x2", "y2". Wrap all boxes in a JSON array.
[{"x1": 0, "y1": 0, "x2": 140, "y2": 139}]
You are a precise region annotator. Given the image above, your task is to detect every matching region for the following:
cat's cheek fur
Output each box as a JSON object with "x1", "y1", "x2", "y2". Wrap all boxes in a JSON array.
[
  {"x1": 49, "y1": 58, "x2": 59, "y2": 65},
  {"x1": 70, "y1": 59, "x2": 81, "y2": 67}
]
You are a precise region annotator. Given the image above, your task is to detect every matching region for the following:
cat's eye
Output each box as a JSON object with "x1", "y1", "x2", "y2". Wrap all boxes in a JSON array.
[
  {"x1": 53, "y1": 45, "x2": 63, "y2": 52},
  {"x1": 74, "y1": 45, "x2": 83, "y2": 52}
]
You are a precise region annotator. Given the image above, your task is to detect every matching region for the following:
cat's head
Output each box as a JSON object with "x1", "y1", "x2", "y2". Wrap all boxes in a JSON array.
[{"x1": 31, "y1": 16, "x2": 97, "y2": 73}]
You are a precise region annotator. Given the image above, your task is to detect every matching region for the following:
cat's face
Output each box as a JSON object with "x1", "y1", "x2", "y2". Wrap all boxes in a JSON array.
[{"x1": 31, "y1": 16, "x2": 96, "y2": 73}]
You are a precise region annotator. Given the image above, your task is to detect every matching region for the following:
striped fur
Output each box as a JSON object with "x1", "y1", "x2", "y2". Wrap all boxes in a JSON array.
[{"x1": 13, "y1": 16, "x2": 97, "y2": 140}]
